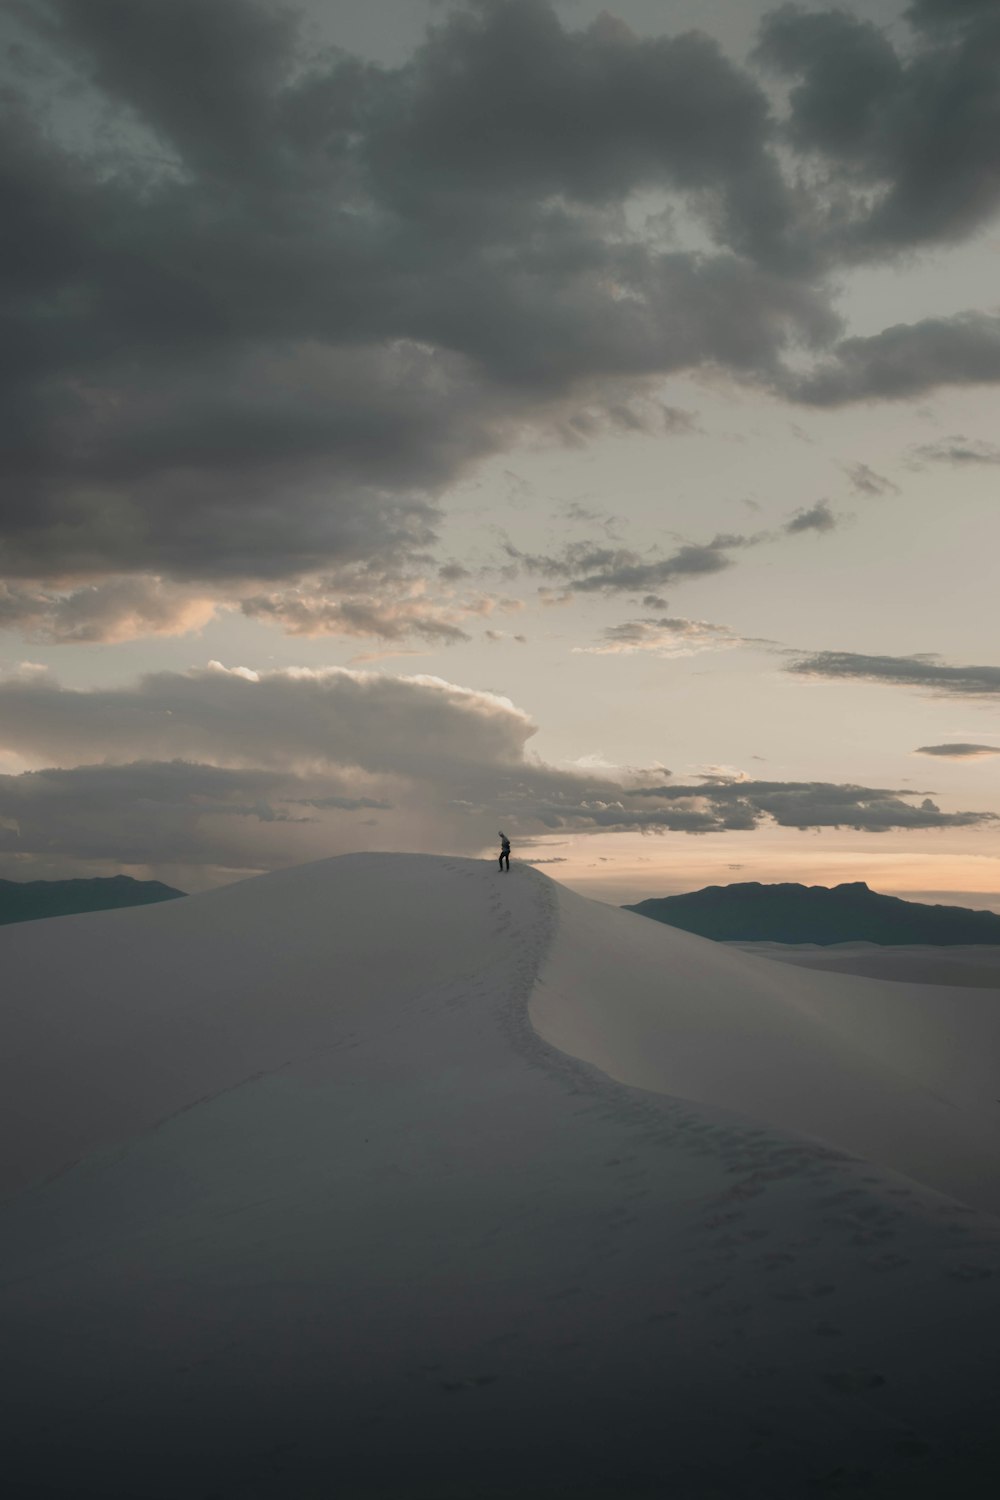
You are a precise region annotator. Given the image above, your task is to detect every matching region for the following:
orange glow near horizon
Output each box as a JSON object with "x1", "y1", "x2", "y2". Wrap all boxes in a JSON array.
[{"x1": 532, "y1": 830, "x2": 1000, "y2": 913}]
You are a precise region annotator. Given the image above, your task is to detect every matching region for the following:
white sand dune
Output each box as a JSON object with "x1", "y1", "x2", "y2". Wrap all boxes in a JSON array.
[
  {"x1": 1, "y1": 854, "x2": 998, "y2": 1499},
  {"x1": 534, "y1": 886, "x2": 1000, "y2": 1215}
]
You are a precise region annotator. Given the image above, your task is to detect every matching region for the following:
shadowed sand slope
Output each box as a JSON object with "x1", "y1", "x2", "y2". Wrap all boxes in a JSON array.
[
  {"x1": 1, "y1": 855, "x2": 998, "y2": 1499},
  {"x1": 0, "y1": 852, "x2": 553, "y2": 1198}
]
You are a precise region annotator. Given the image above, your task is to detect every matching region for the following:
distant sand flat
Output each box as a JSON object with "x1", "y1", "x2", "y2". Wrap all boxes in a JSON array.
[
  {"x1": 726, "y1": 941, "x2": 1000, "y2": 989},
  {"x1": 1, "y1": 855, "x2": 998, "y2": 1498}
]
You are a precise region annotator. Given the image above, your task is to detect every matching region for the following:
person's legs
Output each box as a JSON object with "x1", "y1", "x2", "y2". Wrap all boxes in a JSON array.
[
  {"x1": 502, "y1": 853, "x2": 509, "y2": 871},
  {"x1": 498, "y1": 854, "x2": 504, "y2": 871}
]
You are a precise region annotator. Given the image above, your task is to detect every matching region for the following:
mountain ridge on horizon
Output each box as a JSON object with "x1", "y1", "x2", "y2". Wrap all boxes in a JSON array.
[
  {"x1": 624, "y1": 879, "x2": 1000, "y2": 946},
  {"x1": 0, "y1": 874, "x2": 186, "y2": 927}
]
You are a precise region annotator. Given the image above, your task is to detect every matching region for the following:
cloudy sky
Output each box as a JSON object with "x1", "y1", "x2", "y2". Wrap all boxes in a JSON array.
[{"x1": 2, "y1": 0, "x2": 999, "y2": 905}]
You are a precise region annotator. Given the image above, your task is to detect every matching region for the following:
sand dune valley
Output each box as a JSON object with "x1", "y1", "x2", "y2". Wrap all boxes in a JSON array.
[{"x1": 1, "y1": 853, "x2": 998, "y2": 1498}]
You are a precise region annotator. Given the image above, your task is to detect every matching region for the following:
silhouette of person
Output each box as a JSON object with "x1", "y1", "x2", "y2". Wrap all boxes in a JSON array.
[{"x1": 498, "y1": 831, "x2": 511, "y2": 872}]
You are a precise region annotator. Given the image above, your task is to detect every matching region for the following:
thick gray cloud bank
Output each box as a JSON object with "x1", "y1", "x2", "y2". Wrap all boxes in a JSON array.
[
  {"x1": 4, "y1": 0, "x2": 1000, "y2": 637},
  {"x1": 758, "y1": 0, "x2": 1000, "y2": 254},
  {"x1": 787, "y1": 314, "x2": 1000, "y2": 406},
  {"x1": 0, "y1": 665, "x2": 992, "y2": 882},
  {"x1": 790, "y1": 651, "x2": 1000, "y2": 696}
]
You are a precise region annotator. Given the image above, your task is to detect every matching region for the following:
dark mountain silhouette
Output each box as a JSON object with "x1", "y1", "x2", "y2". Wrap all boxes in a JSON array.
[
  {"x1": 0, "y1": 875, "x2": 185, "y2": 927},
  {"x1": 624, "y1": 881, "x2": 1000, "y2": 945}
]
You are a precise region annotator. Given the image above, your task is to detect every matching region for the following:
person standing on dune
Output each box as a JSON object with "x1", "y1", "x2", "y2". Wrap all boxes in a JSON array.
[{"x1": 498, "y1": 831, "x2": 511, "y2": 872}]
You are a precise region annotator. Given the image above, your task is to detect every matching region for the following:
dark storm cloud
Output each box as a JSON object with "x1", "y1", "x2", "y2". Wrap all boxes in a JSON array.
[
  {"x1": 915, "y1": 743, "x2": 1000, "y2": 758},
  {"x1": 786, "y1": 314, "x2": 1000, "y2": 405},
  {"x1": 360, "y1": 0, "x2": 804, "y2": 268},
  {"x1": 905, "y1": 1, "x2": 998, "y2": 31},
  {"x1": 5, "y1": 0, "x2": 1000, "y2": 638},
  {"x1": 0, "y1": 0, "x2": 838, "y2": 604},
  {"x1": 757, "y1": 6, "x2": 903, "y2": 164},
  {"x1": 757, "y1": 1, "x2": 1000, "y2": 254},
  {"x1": 0, "y1": 666, "x2": 991, "y2": 879},
  {"x1": 44, "y1": 0, "x2": 300, "y2": 181},
  {"x1": 790, "y1": 651, "x2": 1000, "y2": 696},
  {"x1": 783, "y1": 500, "x2": 837, "y2": 534}
]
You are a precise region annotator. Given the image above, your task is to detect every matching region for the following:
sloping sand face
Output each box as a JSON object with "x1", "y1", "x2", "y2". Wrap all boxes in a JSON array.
[
  {"x1": 532, "y1": 884, "x2": 1000, "y2": 1215},
  {"x1": 1, "y1": 855, "x2": 998, "y2": 1499}
]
